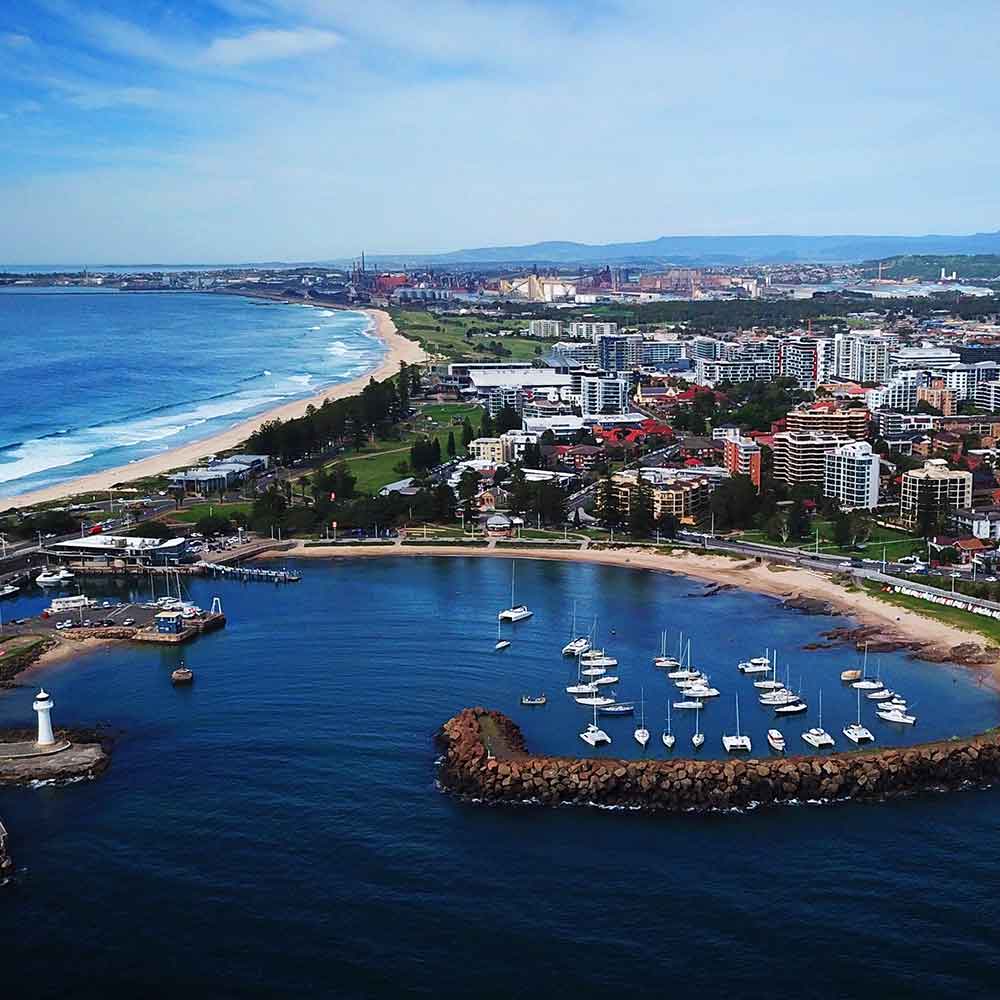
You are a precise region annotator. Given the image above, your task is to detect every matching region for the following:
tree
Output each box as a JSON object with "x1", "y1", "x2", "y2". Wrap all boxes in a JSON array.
[
  {"x1": 397, "y1": 361, "x2": 410, "y2": 417},
  {"x1": 194, "y1": 515, "x2": 233, "y2": 537},
  {"x1": 495, "y1": 406, "x2": 521, "y2": 434},
  {"x1": 597, "y1": 470, "x2": 622, "y2": 529},
  {"x1": 446, "y1": 430, "x2": 456, "y2": 457},
  {"x1": 655, "y1": 512, "x2": 680, "y2": 539},
  {"x1": 480, "y1": 411, "x2": 495, "y2": 437},
  {"x1": 129, "y1": 520, "x2": 173, "y2": 540},
  {"x1": 787, "y1": 500, "x2": 810, "y2": 540},
  {"x1": 627, "y1": 472, "x2": 654, "y2": 539},
  {"x1": 833, "y1": 511, "x2": 852, "y2": 548},
  {"x1": 765, "y1": 512, "x2": 790, "y2": 543},
  {"x1": 461, "y1": 417, "x2": 474, "y2": 448}
]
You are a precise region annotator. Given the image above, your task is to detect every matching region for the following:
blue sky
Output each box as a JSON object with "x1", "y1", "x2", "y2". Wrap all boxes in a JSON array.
[{"x1": 1, "y1": 0, "x2": 999, "y2": 263}]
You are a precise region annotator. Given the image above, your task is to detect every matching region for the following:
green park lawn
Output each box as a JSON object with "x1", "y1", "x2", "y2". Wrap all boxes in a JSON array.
[
  {"x1": 169, "y1": 501, "x2": 252, "y2": 524},
  {"x1": 737, "y1": 520, "x2": 925, "y2": 560},
  {"x1": 861, "y1": 581, "x2": 1000, "y2": 646},
  {"x1": 391, "y1": 309, "x2": 545, "y2": 362}
]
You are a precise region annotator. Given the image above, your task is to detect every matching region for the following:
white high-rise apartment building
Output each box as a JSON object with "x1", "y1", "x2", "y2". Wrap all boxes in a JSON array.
[
  {"x1": 900, "y1": 460, "x2": 973, "y2": 529},
  {"x1": 781, "y1": 338, "x2": 833, "y2": 389},
  {"x1": 834, "y1": 330, "x2": 896, "y2": 384},
  {"x1": 568, "y1": 321, "x2": 618, "y2": 342},
  {"x1": 528, "y1": 319, "x2": 562, "y2": 339},
  {"x1": 580, "y1": 375, "x2": 630, "y2": 418},
  {"x1": 824, "y1": 441, "x2": 880, "y2": 510}
]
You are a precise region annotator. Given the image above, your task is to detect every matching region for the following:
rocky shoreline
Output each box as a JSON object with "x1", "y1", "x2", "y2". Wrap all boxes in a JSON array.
[
  {"x1": 0, "y1": 727, "x2": 112, "y2": 787},
  {"x1": 437, "y1": 708, "x2": 1000, "y2": 813}
]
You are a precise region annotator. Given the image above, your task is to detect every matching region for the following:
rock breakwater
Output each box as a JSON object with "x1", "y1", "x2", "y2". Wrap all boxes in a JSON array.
[{"x1": 437, "y1": 708, "x2": 1000, "y2": 812}]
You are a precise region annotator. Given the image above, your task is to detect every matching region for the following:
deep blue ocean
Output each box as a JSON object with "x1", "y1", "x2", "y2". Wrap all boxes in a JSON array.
[
  {"x1": 0, "y1": 289, "x2": 381, "y2": 498},
  {"x1": 1, "y1": 556, "x2": 999, "y2": 998}
]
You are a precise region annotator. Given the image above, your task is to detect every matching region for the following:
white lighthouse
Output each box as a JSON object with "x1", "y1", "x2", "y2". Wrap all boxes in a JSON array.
[{"x1": 33, "y1": 689, "x2": 55, "y2": 746}]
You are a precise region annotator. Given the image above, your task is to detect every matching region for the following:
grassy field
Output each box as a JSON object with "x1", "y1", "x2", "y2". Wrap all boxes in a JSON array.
[
  {"x1": 862, "y1": 581, "x2": 1000, "y2": 645},
  {"x1": 336, "y1": 401, "x2": 484, "y2": 495},
  {"x1": 737, "y1": 520, "x2": 925, "y2": 560},
  {"x1": 391, "y1": 309, "x2": 546, "y2": 362},
  {"x1": 169, "y1": 501, "x2": 252, "y2": 524}
]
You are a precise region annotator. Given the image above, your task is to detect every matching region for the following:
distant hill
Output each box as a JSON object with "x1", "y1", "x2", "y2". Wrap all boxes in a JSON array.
[
  {"x1": 860, "y1": 254, "x2": 1000, "y2": 281},
  {"x1": 348, "y1": 232, "x2": 1000, "y2": 268}
]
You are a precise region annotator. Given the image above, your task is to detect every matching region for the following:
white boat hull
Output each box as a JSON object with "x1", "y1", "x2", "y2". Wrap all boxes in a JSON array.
[{"x1": 498, "y1": 607, "x2": 533, "y2": 622}]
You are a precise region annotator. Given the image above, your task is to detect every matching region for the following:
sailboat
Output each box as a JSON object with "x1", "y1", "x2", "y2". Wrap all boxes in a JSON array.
[
  {"x1": 691, "y1": 703, "x2": 705, "y2": 749},
  {"x1": 876, "y1": 706, "x2": 916, "y2": 725},
  {"x1": 565, "y1": 655, "x2": 597, "y2": 695},
  {"x1": 495, "y1": 620, "x2": 510, "y2": 651},
  {"x1": 802, "y1": 689, "x2": 835, "y2": 748},
  {"x1": 666, "y1": 637, "x2": 700, "y2": 680},
  {"x1": 561, "y1": 601, "x2": 590, "y2": 656},
  {"x1": 852, "y1": 644, "x2": 883, "y2": 690},
  {"x1": 722, "y1": 694, "x2": 752, "y2": 753},
  {"x1": 580, "y1": 702, "x2": 611, "y2": 746},
  {"x1": 661, "y1": 700, "x2": 676, "y2": 749},
  {"x1": 654, "y1": 629, "x2": 681, "y2": 669},
  {"x1": 634, "y1": 688, "x2": 650, "y2": 747},
  {"x1": 843, "y1": 686, "x2": 874, "y2": 743},
  {"x1": 497, "y1": 563, "x2": 532, "y2": 622},
  {"x1": 753, "y1": 651, "x2": 784, "y2": 690}
]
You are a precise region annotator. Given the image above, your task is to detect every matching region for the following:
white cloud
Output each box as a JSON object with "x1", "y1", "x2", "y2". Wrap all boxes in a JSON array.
[
  {"x1": 202, "y1": 27, "x2": 341, "y2": 66},
  {"x1": 0, "y1": 32, "x2": 33, "y2": 49}
]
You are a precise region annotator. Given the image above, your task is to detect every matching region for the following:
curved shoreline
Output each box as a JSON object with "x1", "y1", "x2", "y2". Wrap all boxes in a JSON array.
[
  {"x1": 3, "y1": 305, "x2": 426, "y2": 511},
  {"x1": 258, "y1": 542, "x2": 1000, "y2": 675}
]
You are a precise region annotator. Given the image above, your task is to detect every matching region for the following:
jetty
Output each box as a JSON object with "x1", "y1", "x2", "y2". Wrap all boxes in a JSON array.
[{"x1": 437, "y1": 708, "x2": 1000, "y2": 813}]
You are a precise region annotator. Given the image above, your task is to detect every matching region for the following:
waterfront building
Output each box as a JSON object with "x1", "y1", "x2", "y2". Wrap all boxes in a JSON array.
[
  {"x1": 47, "y1": 534, "x2": 189, "y2": 566},
  {"x1": 723, "y1": 436, "x2": 761, "y2": 490},
  {"x1": 784, "y1": 402, "x2": 869, "y2": 440},
  {"x1": 772, "y1": 431, "x2": 853, "y2": 488},
  {"x1": 580, "y1": 375, "x2": 630, "y2": 418},
  {"x1": 823, "y1": 441, "x2": 880, "y2": 510},
  {"x1": 900, "y1": 459, "x2": 974, "y2": 529},
  {"x1": 528, "y1": 319, "x2": 562, "y2": 339},
  {"x1": 33, "y1": 689, "x2": 55, "y2": 747},
  {"x1": 605, "y1": 469, "x2": 710, "y2": 525}
]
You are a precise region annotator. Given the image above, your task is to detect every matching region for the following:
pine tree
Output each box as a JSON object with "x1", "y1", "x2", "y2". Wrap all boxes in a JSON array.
[
  {"x1": 447, "y1": 430, "x2": 456, "y2": 457},
  {"x1": 461, "y1": 417, "x2": 474, "y2": 448},
  {"x1": 480, "y1": 411, "x2": 495, "y2": 437},
  {"x1": 432, "y1": 437, "x2": 442, "y2": 465},
  {"x1": 398, "y1": 361, "x2": 410, "y2": 417}
]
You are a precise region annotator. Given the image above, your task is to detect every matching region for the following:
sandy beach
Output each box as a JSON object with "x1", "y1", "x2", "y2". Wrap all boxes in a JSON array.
[
  {"x1": 260, "y1": 542, "x2": 1000, "y2": 669},
  {"x1": 4, "y1": 306, "x2": 427, "y2": 511}
]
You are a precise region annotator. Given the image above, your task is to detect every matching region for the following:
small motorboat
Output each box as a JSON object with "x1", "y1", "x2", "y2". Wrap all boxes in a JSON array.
[
  {"x1": 520, "y1": 694, "x2": 547, "y2": 706},
  {"x1": 57, "y1": 568, "x2": 75, "y2": 580},
  {"x1": 767, "y1": 729, "x2": 786, "y2": 752},
  {"x1": 171, "y1": 664, "x2": 194, "y2": 685},
  {"x1": 739, "y1": 655, "x2": 772, "y2": 675},
  {"x1": 774, "y1": 701, "x2": 808, "y2": 715},
  {"x1": 598, "y1": 702, "x2": 634, "y2": 716},
  {"x1": 673, "y1": 700, "x2": 704, "y2": 710},
  {"x1": 866, "y1": 688, "x2": 894, "y2": 701},
  {"x1": 591, "y1": 675, "x2": 619, "y2": 687},
  {"x1": 840, "y1": 669, "x2": 862, "y2": 682},
  {"x1": 877, "y1": 708, "x2": 916, "y2": 725},
  {"x1": 36, "y1": 569, "x2": 62, "y2": 586}
]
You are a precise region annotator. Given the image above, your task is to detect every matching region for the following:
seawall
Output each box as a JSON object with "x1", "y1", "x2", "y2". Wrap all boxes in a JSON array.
[{"x1": 437, "y1": 708, "x2": 1000, "y2": 811}]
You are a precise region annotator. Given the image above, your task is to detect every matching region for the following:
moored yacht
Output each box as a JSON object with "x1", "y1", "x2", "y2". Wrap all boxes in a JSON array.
[
  {"x1": 801, "y1": 689, "x2": 835, "y2": 749},
  {"x1": 633, "y1": 689, "x2": 650, "y2": 747},
  {"x1": 575, "y1": 692, "x2": 616, "y2": 707},
  {"x1": 722, "y1": 695, "x2": 752, "y2": 754},
  {"x1": 876, "y1": 707, "x2": 916, "y2": 725},
  {"x1": 498, "y1": 563, "x2": 532, "y2": 622},
  {"x1": 843, "y1": 691, "x2": 874, "y2": 744},
  {"x1": 767, "y1": 729, "x2": 786, "y2": 752},
  {"x1": 774, "y1": 701, "x2": 807, "y2": 715},
  {"x1": 35, "y1": 568, "x2": 62, "y2": 586},
  {"x1": 598, "y1": 701, "x2": 635, "y2": 716},
  {"x1": 580, "y1": 703, "x2": 611, "y2": 747},
  {"x1": 561, "y1": 602, "x2": 591, "y2": 656}
]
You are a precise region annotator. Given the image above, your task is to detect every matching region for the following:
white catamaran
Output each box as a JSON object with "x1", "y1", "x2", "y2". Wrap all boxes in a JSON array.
[
  {"x1": 498, "y1": 563, "x2": 533, "y2": 622},
  {"x1": 722, "y1": 694, "x2": 752, "y2": 754},
  {"x1": 561, "y1": 601, "x2": 591, "y2": 656}
]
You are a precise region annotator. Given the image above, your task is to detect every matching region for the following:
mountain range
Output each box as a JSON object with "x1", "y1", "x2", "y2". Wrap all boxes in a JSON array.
[{"x1": 345, "y1": 231, "x2": 1000, "y2": 268}]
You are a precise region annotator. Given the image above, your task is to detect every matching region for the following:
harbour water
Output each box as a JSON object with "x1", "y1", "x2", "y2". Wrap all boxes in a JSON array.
[
  {"x1": 0, "y1": 289, "x2": 382, "y2": 499},
  {"x1": 2, "y1": 556, "x2": 999, "y2": 996}
]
